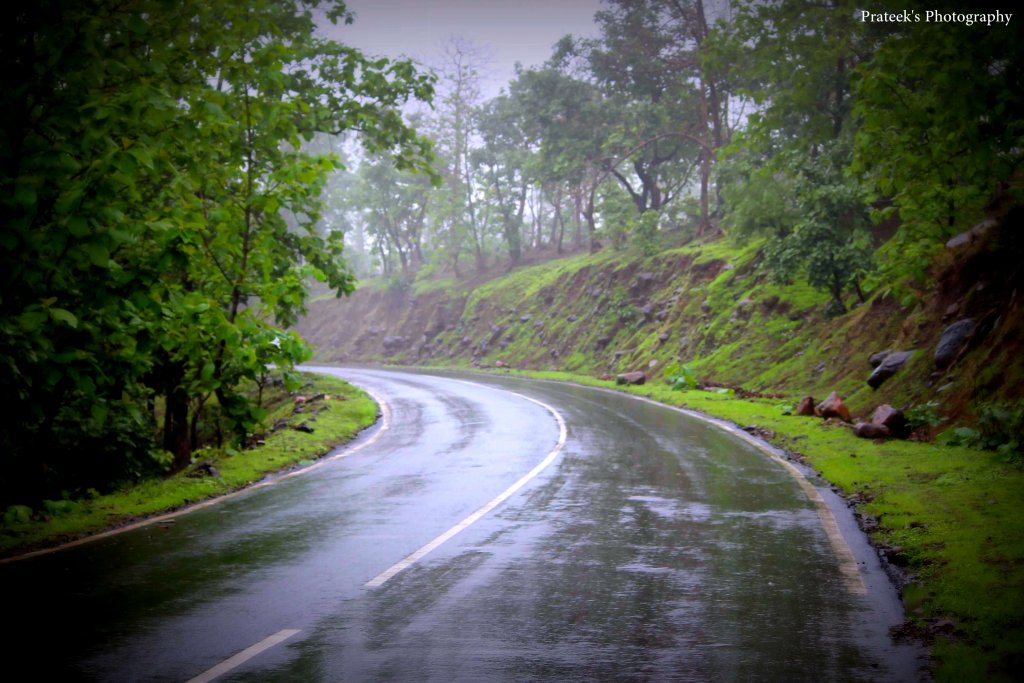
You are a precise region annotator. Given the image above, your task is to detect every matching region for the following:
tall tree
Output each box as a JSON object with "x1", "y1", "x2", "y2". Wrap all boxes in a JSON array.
[
  {"x1": 0, "y1": 0, "x2": 433, "y2": 502},
  {"x1": 427, "y1": 37, "x2": 491, "y2": 274},
  {"x1": 851, "y1": 2, "x2": 1024, "y2": 283},
  {"x1": 354, "y1": 154, "x2": 434, "y2": 278},
  {"x1": 475, "y1": 94, "x2": 533, "y2": 264},
  {"x1": 718, "y1": 0, "x2": 873, "y2": 310}
]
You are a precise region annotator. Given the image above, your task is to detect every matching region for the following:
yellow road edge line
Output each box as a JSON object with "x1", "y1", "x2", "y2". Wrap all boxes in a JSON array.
[{"x1": 599, "y1": 387, "x2": 867, "y2": 596}]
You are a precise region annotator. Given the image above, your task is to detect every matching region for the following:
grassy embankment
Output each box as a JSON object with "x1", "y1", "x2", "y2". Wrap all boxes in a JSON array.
[{"x1": 0, "y1": 372, "x2": 378, "y2": 558}]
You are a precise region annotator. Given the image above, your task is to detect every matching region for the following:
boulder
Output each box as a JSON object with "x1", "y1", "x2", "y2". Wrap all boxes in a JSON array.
[
  {"x1": 382, "y1": 335, "x2": 407, "y2": 352},
  {"x1": 871, "y1": 404, "x2": 909, "y2": 438},
  {"x1": 495, "y1": 360, "x2": 509, "y2": 368},
  {"x1": 595, "y1": 335, "x2": 612, "y2": 349},
  {"x1": 795, "y1": 396, "x2": 817, "y2": 416},
  {"x1": 630, "y1": 272, "x2": 656, "y2": 294},
  {"x1": 733, "y1": 298, "x2": 754, "y2": 321},
  {"x1": 868, "y1": 350, "x2": 892, "y2": 368},
  {"x1": 616, "y1": 371, "x2": 646, "y2": 386},
  {"x1": 189, "y1": 461, "x2": 221, "y2": 478},
  {"x1": 934, "y1": 319, "x2": 975, "y2": 369},
  {"x1": 815, "y1": 391, "x2": 852, "y2": 422},
  {"x1": 855, "y1": 422, "x2": 891, "y2": 439},
  {"x1": 867, "y1": 350, "x2": 913, "y2": 389},
  {"x1": 946, "y1": 218, "x2": 997, "y2": 249}
]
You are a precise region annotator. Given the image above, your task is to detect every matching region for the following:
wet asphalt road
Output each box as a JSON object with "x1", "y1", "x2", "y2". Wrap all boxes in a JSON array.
[{"x1": 2, "y1": 368, "x2": 925, "y2": 681}]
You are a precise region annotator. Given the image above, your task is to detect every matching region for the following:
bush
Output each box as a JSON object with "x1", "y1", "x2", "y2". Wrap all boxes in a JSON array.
[
  {"x1": 905, "y1": 400, "x2": 944, "y2": 431},
  {"x1": 938, "y1": 401, "x2": 1024, "y2": 464},
  {"x1": 664, "y1": 361, "x2": 698, "y2": 390}
]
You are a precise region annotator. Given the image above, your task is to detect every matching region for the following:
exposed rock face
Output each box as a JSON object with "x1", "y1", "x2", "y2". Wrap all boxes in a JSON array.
[
  {"x1": 867, "y1": 350, "x2": 913, "y2": 389},
  {"x1": 855, "y1": 422, "x2": 891, "y2": 439},
  {"x1": 795, "y1": 396, "x2": 817, "y2": 416},
  {"x1": 616, "y1": 371, "x2": 646, "y2": 386},
  {"x1": 816, "y1": 391, "x2": 852, "y2": 422},
  {"x1": 871, "y1": 404, "x2": 909, "y2": 438},
  {"x1": 935, "y1": 319, "x2": 975, "y2": 369}
]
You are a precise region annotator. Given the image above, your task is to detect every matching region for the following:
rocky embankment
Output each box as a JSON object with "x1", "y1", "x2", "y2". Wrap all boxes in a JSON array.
[{"x1": 295, "y1": 214, "x2": 1023, "y2": 431}]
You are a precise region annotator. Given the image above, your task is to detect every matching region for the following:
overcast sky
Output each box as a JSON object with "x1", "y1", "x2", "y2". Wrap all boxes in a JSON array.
[{"x1": 317, "y1": 0, "x2": 603, "y2": 98}]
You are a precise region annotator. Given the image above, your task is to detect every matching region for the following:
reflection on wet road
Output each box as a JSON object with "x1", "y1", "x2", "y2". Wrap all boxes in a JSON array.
[{"x1": 2, "y1": 368, "x2": 926, "y2": 681}]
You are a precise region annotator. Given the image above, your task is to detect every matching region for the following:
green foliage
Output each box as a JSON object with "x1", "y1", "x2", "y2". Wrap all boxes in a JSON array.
[
  {"x1": 851, "y1": 6, "x2": 1024, "y2": 280},
  {"x1": 632, "y1": 211, "x2": 662, "y2": 256},
  {"x1": 904, "y1": 401, "x2": 945, "y2": 431},
  {"x1": 0, "y1": 373, "x2": 378, "y2": 554},
  {"x1": 3, "y1": 506, "x2": 32, "y2": 527},
  {"x1": 939, "y1": 403, "x2": 1024, "y2": 464},
  {"x1": 664, "y1": 361, "x2": 698, "y2": 390},
  {"x1": 0, "y1": 0, "x2": 433, "y2": 504}
]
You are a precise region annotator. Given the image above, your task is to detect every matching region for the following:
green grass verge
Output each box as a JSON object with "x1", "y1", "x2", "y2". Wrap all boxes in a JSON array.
[
  {"x1": 440, "y1": 365, "x2": 1023, "y2": 683},
  {"x1": 0, "y1": 372, "x2": 379, "y2": 558}
]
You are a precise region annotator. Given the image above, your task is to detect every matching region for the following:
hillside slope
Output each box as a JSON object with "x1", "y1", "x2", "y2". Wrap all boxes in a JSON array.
[{"x1": 296, "y1": 212, "x2": 1023, "y2": 427}]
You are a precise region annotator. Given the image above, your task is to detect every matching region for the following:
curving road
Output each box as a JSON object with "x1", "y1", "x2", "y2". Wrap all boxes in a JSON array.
[{"x1": 2, "y1": 368, "x2": 925, "y2": 681}]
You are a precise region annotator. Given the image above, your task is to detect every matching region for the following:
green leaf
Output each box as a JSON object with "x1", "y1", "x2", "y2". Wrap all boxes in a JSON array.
[
  {"x1": 86, "y1": 243, "x2": 110, "y2": 267},
  {"x1": 91, "y1": 402, "x2": 109, "y2": 427},
  {"x1": 49, "y1": 308, "x2": 79, "y2": 328},
  {"x1": 200, "y1": 361, "x2": 216, "y2": 382},
  {"x1": 68, "y1": 216, "x2": 90, "y2": 237}
]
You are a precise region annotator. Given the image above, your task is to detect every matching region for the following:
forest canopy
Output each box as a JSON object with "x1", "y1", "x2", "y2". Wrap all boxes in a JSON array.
[{"x1": 336, "y1": 0, "x2": 1021, "y2": 312}]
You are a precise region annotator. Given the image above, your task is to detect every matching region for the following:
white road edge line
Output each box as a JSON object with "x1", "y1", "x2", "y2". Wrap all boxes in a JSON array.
[
  {"x1": 185, "y1": 628, "x2": 301, "y2": 683},
  {"x1": 365, "y1": 385, "x2": 568, "y2": 589},
  {"x1": 1, "y1": 384, "x2": 391, "y2": 565}
]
